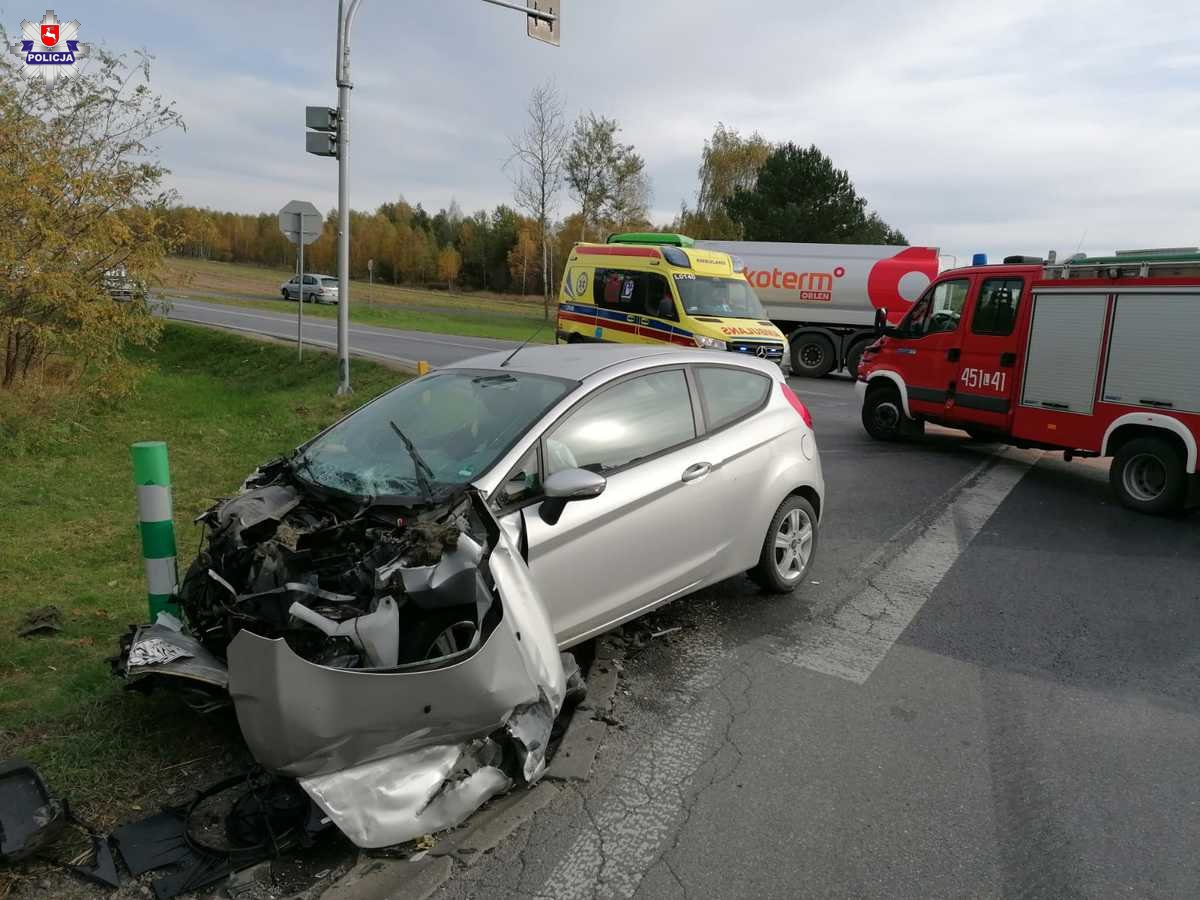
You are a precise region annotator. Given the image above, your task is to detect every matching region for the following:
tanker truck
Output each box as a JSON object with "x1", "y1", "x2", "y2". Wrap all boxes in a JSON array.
[{"x1": 696, "y1": 241, "x2": 941, "y2": 378}]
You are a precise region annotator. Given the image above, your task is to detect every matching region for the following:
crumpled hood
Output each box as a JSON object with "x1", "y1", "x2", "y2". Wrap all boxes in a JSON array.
[{"x1": 227, "y1": 524, "x2": 566, "y2": 779}]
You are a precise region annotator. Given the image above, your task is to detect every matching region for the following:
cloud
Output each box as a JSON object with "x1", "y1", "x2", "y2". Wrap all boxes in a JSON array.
[{"x1": 88, "y1": 0, "x2": 1200, "y2": 262}]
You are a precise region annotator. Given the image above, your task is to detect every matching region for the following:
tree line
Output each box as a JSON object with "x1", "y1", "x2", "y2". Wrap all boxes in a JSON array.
[
  {"x1": 0, "y1": 53, "x2": 909, "y2": 397},
  {"x1": 167, "y1": 101, "x2": 904, "y2": 317}
]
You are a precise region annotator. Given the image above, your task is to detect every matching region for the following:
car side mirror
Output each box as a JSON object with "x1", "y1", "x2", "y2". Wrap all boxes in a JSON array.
[{"x1": 539, "y1": 468, "x2": 606, "y2": 526}]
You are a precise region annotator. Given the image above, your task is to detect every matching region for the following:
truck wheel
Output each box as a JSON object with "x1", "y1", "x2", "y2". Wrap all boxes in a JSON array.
[
  {"x1": 750, "y1": 494, "x2": 819, "y2": 593},
  {"x1": 844, "y1": 340, "x2": 869, "y2": 378},
  {"x1": 862, "y1": 384, "x2": 917, "y2": 441},
  {"x1": 1110, "y1": 436, "x2": 1187, "y2": 515},
  {"x1": 790, "y1": 335, "x2": 836, "y2": 378}
]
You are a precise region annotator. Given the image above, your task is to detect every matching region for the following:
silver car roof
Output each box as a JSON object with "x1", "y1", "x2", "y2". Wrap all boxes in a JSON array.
[{"x1": 444, "y1": 343, "x2": 782, "y2": 382}]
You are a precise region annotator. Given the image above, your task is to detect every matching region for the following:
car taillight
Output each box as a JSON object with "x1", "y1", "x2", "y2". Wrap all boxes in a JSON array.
[{"x1": 781, "y1": 383, "x2": 813, "y2": 428}]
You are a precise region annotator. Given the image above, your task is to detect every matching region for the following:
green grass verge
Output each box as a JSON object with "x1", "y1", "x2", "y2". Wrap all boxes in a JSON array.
[
  {"x1": 163, "y1": 257, "x2": 556, "y2": 344},
  {"x1": 0, "y1": 324, "x2": 402, "y2": 818},
  {"x1": 176, "y1": 293, "x2": 554, "y2": 344}
]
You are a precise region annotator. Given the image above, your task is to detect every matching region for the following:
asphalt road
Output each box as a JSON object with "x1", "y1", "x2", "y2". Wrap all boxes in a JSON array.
[
  {"x1": 433, "y1": 376, "x2": 1200, "y2": 899},
  {"x1": 160, "y1": 296, "x2": 517, "y2": 368}
]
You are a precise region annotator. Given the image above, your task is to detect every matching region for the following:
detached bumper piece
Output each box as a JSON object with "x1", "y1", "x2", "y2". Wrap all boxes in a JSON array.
[{"x1": 115, "y1": 459, "x2": 573, "y2": 849}]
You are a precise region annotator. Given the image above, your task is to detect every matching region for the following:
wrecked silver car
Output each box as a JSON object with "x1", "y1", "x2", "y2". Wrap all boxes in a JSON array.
[{"x1": 117, "y1": 386, "x2": 578, "y2": 846}]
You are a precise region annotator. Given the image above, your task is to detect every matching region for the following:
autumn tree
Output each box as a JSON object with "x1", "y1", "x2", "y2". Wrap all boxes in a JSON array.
[
  {"x1": 507, "y1": 81, "x2": 568, "y2": 318},
  {"x1": 0, "y1": 40, "x2": 184, "y2": 395},
  {"x1": 507, "y1": 225, "x2": 541, "y2": 296},
  {"x1": 726, "y1": 143, "x2": 906, "y2": 245},
  {"x1": 679, "y1": 123, "x2": 770, "y2": 239},
  {"x1": 564, "y1": 113, "x2": 649, "y2": 241},
  {"x1": 437, "y1": 246, "x2": 462, "y2": 290}
]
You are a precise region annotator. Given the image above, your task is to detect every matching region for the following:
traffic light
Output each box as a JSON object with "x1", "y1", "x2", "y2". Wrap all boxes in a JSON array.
[{"x1": 306, "y1": 106, "x2": 339, "y2": 158}]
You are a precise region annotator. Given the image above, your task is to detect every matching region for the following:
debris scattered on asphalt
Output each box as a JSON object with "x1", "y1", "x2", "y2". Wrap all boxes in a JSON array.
[
  {"x1": 650, "y1": 626, "x2": 683, "y2": 639},
  {"x1": 15, "y1": 605, "x2": 62, "y2": 638}
]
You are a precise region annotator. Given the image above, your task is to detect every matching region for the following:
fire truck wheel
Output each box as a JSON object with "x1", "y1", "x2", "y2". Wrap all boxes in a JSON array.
[
  {"x1": 1110, "y1": 436, "x2": 1187, "y2": 515},
  {"x1": 862, "y1": 384, "x2": 907, "y2": 441},
  {"x1": 750, "y1": 494, "x2": 819, "y2": 593},
  {"x1": 790, "y1": 335, "x2": 836, "y2": 378}
]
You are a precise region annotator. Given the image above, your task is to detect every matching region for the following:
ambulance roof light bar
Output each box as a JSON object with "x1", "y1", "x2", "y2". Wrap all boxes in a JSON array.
[{"x1": 608, "y1": 232, "x2": 696, "y2": 248}]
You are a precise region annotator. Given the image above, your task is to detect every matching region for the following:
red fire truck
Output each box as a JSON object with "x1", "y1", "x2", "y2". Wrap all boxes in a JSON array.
[{"x1": 856, "y1": 250, "x2": 1200, "y2": 515}]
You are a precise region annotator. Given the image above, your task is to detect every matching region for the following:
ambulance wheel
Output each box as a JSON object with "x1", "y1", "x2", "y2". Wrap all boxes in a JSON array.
[
  {"x1": 1110, "y1": 436, "x2": 1187, "y2": 516},
  {"x1": 790, "y1": 335, "x2": 836, "y2": 378},
  {"x1": 750, "y1": 494, "x2": 819, "y2": 593}
]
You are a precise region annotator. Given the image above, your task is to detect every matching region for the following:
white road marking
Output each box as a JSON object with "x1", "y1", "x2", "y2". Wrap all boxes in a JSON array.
[
  {"x1": 770, "y1": 449, "x2": 1039, "y2": 684},
  {"x1": 535, "y1": 620, "x2": 735, "y2": 900}
]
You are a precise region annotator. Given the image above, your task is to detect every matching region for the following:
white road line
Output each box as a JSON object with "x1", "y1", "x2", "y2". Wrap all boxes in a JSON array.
[
  {"x1": 770, "y1": 449, "x2": 1039, "y2": 684},
  {"x1": 166, "y1": 299, "x2": 514, "y2": 351}
]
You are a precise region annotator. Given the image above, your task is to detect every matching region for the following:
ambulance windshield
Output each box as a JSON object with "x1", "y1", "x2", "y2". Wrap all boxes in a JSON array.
[{"x1": 674, "y1": 275, "x2": 767, "y2": 320}]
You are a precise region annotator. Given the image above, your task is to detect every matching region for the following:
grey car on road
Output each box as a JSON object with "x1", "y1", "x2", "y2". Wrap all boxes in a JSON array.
[
  {"x1": 281, "y1": 273, "x2": 340, "y2": 304},
  {"x1": 295, "y1": 344, "x2": 825, "y2": 647}
]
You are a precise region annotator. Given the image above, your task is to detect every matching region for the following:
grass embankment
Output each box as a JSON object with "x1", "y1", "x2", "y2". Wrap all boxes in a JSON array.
[
  {"x1": 162, "y1": 257, "x2": 555, "y2": 344},
  {"x1": 0, "y1": 324, "x2": 402, "y2": 822}
]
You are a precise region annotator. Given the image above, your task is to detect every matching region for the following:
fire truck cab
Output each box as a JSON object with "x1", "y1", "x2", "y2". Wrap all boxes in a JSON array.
[{"x1": 856, "y1": 251, "x2": 1200, "y2": 515}]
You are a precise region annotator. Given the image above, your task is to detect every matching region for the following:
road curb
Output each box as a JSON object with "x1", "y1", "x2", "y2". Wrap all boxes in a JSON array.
[{"x1": 318, "y1": 855, "x2": 452, "y2": 900}]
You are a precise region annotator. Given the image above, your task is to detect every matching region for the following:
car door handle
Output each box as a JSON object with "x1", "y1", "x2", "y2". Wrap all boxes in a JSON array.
[{"x1": 681, "y1": 462, "x2": 712, "y2": 483}]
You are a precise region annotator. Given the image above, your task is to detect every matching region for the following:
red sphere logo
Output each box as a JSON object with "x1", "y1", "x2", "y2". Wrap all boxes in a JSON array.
[{"x1": 866, "y1": 248, "x2": 939, "y2": 324}]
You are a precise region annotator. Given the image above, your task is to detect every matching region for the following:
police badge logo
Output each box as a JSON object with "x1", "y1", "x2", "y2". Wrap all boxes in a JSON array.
[{"x1": 15, "y1": 9, "x2": 88, "y2": 81}]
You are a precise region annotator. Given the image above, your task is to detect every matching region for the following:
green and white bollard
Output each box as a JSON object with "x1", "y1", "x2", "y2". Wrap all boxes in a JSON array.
[{"x1": 131, "y1": 441, "x2": 180, "y2": 620}]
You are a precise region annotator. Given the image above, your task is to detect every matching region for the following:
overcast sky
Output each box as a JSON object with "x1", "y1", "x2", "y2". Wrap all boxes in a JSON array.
[{"x1": 72, "y1": 0, "x2": 1200, "y2": 263}]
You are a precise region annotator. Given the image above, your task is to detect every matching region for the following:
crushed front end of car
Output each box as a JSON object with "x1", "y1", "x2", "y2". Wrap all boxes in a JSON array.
[{"x1": 114, "y1": 455, "x2": 574, "y2": 847}]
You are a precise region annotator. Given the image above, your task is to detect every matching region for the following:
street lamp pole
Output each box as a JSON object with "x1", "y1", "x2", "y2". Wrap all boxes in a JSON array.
[
  {"x1": 334, "y1": 0, "x2": 364, "y2": 396},
  {"x1": 318, "y1": 0, "x2": 559, "y2": 397}
]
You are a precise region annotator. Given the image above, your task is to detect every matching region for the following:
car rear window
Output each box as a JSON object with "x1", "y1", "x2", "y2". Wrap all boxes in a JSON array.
[
  {"x1": 321, "y1": 277, "x2": 339, "y2": 287},
  {"x1": 696, "y1": 367, "x2": 771, "y2": 430}
]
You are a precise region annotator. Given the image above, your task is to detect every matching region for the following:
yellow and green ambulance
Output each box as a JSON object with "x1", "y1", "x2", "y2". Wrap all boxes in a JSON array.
[{"x1": 555, "y1": 233, "x2": 789, "y2": 368}]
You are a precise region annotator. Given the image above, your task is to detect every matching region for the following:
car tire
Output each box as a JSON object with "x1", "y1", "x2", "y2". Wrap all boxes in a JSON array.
[
  {"x1": 844, "y1": 340, "x2": 869, "y2": 379},
  {"x1": 862, "y1": 383, "x2": 916, "y2": 441},
  {"x1": 750, "y1": 494, "x2": 819, "y2": 594},
  {"x1": 281, "y1": 289, "x2": 289, "y2": 300},
  {"x1": 1110, "y1": 436, "x2": 1187, "y2": 516},
  {"x1": 789, "y1": 335, "x2": 836, "y2": 378}
]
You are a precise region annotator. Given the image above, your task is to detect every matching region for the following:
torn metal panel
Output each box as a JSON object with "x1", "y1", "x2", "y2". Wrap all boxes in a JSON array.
[
  {"x1": 299, "y1": 744, "x2": 512, "y2": 848},
  {"x1": 122, "y1": 620, "x2": 228, "y2": 691}
]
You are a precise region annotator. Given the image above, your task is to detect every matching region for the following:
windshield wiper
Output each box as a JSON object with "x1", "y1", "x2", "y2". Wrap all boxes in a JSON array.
[
  {"x1": 389, "y1": 420, "x2": 435, "y2": 502},
  {"x1": 289, "y1": 451, "x2": 317, "y2": 483}
]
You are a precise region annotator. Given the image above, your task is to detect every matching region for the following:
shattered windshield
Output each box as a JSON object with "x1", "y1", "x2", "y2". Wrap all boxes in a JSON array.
[
  {"x1": 673, "y1": 275, "x2": 767, "y2": 319},
  {"x1": 294, "y1": 371, "x2": 573, "y2": 499}
]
